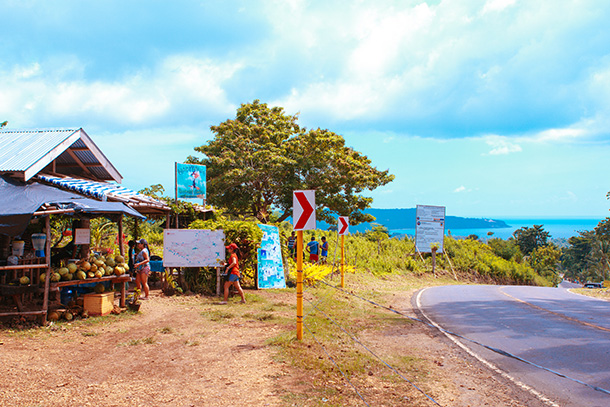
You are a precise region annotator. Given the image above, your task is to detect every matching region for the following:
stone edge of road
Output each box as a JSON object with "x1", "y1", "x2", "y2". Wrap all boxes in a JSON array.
[{"x1": 413, "y1": 288, "x2": 560, "y2": 407}]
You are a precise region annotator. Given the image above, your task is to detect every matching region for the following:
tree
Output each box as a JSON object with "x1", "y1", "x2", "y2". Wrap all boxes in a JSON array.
[
  {"x1": 513, "y1": 225, "x2": 550, "y2": 256},
  {"x1": 528, "y1": 244, "x2": 561, "y2": 285},
  {"x1": 1, "y1": 121, "x2": 7, "y2": 128},
  {"x1": 487, "y1": 238, "x2": 521, "y2": 261},
  {"x1": 188, "y1": 100, "x2": 394, "y2": 224}
]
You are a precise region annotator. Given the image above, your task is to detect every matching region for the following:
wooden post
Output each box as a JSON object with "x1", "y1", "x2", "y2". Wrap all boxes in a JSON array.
[
  {"x1": 41, "y1": 215, "x2": 52, "y2": 325},
  {"x1": 118, "y1": 215, "x2": 124, "y2": 257},
  {"x1": 431, "y1": 246, "x2": 437, "y2": 277},
  {"x1": 296, "y1": 231, "x2": 303, "y2": 340}
]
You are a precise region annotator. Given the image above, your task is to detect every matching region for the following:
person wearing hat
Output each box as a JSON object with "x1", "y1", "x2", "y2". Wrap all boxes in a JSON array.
[
  {"x1": 220, "y1": 243, "x2": 246, "y2": 304},
  {"x1": 134, "y1": 238, "x2": 151, "y2": 300}
]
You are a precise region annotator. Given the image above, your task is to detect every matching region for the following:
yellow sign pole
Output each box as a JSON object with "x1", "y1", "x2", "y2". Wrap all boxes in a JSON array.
[
  {"x1": 341, "y1": 234, "x2": 345, "y2": 288},
  {"x1": 296, "y1": 230, "x2": 304, "y2": 340}
]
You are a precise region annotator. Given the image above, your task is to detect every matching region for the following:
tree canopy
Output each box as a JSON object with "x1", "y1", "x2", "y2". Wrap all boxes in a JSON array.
[
  {"x1": 512, "y1": 225, "x2": 550, "y2": 256},
  {"x1": 187, "y1": 100, "x2": 394, "y2": 224}
]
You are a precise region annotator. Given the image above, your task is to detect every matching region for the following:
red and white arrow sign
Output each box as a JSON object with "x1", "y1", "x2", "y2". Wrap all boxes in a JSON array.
[
  {"x1": 338, "y1": 216, "x2": 349, "y2": 235},
  {"x1": 293, "y1": 190, "x2": 316, "y2": 230}
]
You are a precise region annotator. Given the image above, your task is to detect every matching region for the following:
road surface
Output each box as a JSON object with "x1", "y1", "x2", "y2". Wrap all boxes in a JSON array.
[{"x1": 415, "y1": 284, "x2": 610, "y2": 407}]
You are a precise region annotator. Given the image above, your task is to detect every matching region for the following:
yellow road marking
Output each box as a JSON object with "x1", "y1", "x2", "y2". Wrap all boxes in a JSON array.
[{"x1": 499, "y1": 288, "x2": 610, "y2": 333}]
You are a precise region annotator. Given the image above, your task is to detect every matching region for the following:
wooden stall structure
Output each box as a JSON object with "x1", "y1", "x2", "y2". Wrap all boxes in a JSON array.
[{"x1": 0, "y1": 128, "x2": 171, "y2": 324}]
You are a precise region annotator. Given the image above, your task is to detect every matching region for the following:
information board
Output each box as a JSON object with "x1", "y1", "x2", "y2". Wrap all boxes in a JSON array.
[
  {"x1": 163, "y1": 229, "x2": 225, "y2": 267},
  {"x1": 257, "y1": 224, "x2": 286, "y2": 289},
  {"x1": 415, "y1": 205, "x2": 446, "y2": 253}
]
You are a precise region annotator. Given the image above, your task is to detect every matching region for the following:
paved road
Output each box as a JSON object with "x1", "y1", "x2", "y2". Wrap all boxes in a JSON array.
[{"x1": 415, "y1": 285, "x2": 610, "y2": 407}]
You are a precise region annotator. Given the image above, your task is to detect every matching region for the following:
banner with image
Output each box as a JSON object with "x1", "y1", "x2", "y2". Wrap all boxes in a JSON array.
[
  {"x1": 176, "y1": 163, "x2": 206, "y2": 199},
  {"x1": 257, "y1": 224, "x2": 286, "y2": 289}
]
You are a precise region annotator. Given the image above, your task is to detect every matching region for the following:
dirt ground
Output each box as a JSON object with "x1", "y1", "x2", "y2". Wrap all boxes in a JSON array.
[{"x1": 0, "y1": 285, "x2": 554, "y2": 407}]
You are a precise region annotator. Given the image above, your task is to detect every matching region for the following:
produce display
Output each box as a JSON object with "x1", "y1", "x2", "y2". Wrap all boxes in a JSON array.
[{"x1": 40, "y1": 254, "x2": 129, "y2": 284}]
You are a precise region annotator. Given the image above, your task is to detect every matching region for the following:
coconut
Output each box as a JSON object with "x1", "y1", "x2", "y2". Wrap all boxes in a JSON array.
[
  {"x1": 90, "y1": 264, "x2": 98, "y2": 273},
  {"x1": 51, "y1": 272, "x2": 61, "y2": 282},
  {"x1": 105, "y1": 257, "x2": 116, "y2": 267},
  {"x1": 81, "y1": 261, "x2": 91, "y2": 271},
  {"x1": 20, "y1": 276, "x2": 30, "y2": 285},
  {"x1": 94, "y1": 259, "x2": 105, "y2": 268},
  {"x1": 105, "y1": 266, "x2": 113, "y2": 276},
  {"x1": 63, "y1": 311, "x2": 73, "y2": 321},
  {"x1": 58, "y1": 267, "x2": 69, "y2": 277},
  {"x1": 76, "y1": 270, "x2": 87, "y2": 280},
  {"x1": 114, "y1": 266, "x2": 124, "y2": 276},
  {"x1": 94, "y1": 283, "x2": 105, "y2": 294},
  {"x1": 94, "y1": 270, "x2": 103, "y2": 278},
  {"x1": 67, "y1": 263, "x2": 78, "y2": 273},
  {"x1": 39, "y1": 273, "x2": 46, "y2": 283},
  {"x1": 87, "y1": 271, "x2": 95, "y2": 278},
  {"x1": 61, "y1": 272, "x2": 72, "y2": 281},
  {"x1": 48, "y1": 311, "x2": 60, "y2": 321}
]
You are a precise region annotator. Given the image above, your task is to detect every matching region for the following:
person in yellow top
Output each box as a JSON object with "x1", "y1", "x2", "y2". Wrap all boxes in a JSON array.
[{"x1": 220, "y1": 243, "x2": 246, "y2": 304}]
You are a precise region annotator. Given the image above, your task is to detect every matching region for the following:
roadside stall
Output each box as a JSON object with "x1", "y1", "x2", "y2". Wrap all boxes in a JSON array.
[{"x1": 0, "y1": 128, "x2": 171, "y2": 324}]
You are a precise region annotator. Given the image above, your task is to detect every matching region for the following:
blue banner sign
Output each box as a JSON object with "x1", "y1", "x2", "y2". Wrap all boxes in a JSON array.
[{"x1": 176, "y1": 163, "x2": 206, "y2": 199}]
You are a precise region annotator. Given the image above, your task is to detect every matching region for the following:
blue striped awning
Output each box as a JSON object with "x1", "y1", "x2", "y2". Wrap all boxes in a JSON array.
[{"x1": 37, "y1": 174, "x2": 146, "y2": 202}]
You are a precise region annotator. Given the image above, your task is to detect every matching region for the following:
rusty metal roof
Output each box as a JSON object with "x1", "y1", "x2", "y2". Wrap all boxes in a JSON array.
[{"x1": 0, "y1": 128, "x2": 122, "y2": 182}]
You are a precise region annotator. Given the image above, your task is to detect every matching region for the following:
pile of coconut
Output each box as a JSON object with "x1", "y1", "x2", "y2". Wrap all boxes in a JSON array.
[{"x1": 41, "y1": 254, "x2": 129, "y2": 283}]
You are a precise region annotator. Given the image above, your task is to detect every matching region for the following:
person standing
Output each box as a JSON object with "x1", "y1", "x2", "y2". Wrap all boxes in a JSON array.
[
  {"x1": 127, "y1": 240, "x2": 136, "y2": 277},
  {"x1": 320, "y1": 236, "x2": 328, "y2": 264},
  {"x1": 220, "y1": 243, "x2": 246, "y2": 304},
  {"x1": 134, "y1": 238, "x2": 151, "y2": 300},
  {"x1": 287, "y1": 231, "x2": 296, "y2": 259},
  {"x1": 306, "y1": 236, "x2": 319, "y2": 263}
]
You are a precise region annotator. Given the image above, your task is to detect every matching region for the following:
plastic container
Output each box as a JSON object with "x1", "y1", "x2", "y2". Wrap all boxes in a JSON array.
[
  {"x1": 60, "y1": 288, "x2": 74, "y2": 306},
  {"x1": 31, "y1": 233, "x2": 46, "y2": 250},
  {"x1": 11, "y1": 240, "x2": 25, "y2": 257}
]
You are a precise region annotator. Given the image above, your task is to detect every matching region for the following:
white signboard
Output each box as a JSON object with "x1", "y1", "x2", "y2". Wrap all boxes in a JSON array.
[
  {"x1": 293, "y1": 190, "x2": 316, "y2": 230},
  {"x1": 415, "y1": 205, "x2": 445, "y2": 253},
  {"x1": 163, "y1": 229, "x2": 225, "y2": 267},
  {"x1": 74, "y1": 228, "x2": 90, "y2": 245}
]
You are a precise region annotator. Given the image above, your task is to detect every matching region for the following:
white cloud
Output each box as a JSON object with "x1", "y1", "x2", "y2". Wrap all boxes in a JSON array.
[
  {"x1": 454, "y1": 185, "x2": 467, "y2": 193},
  {"x1": 483, "y1": 135, "x2": 522, "y2": 155},
  {"x1": 0, "y1": 56, "x2": 240, "y2": 128},
  {"x1": 482, "y1": 0, "x2": 517, "y2": 14}
]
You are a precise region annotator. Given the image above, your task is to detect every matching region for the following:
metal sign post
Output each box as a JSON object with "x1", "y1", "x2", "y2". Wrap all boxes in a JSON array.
[
  {"x1": 338, "y1": 216, "x2": 349, "y2": 288},
  {"x1": 293, "y1": 190, "x2": 315, "y2": 340}
]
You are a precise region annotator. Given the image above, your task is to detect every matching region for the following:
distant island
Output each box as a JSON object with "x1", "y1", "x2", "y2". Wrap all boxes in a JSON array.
[{"x1": 345, "y1": 208, "x2": 510, "y2": 233}]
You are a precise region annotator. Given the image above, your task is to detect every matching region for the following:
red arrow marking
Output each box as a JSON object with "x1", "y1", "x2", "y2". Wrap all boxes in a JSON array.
[
  {"x1": 339, "y1": 217, "x2": 349, "y2": 234},
  {"x1": 294, "y1": 192, "x2": 314, "y2": 229}
]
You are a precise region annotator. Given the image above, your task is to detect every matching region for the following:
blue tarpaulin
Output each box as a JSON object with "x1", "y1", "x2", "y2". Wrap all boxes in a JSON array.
[{"x1": 0, "y1": 175, "x2": 145, "y2": 237}]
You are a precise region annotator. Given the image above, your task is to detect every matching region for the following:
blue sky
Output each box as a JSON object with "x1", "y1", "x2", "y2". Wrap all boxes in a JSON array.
[{"x1": 2, "y1": 0, "x2": 610, "y2": 219}]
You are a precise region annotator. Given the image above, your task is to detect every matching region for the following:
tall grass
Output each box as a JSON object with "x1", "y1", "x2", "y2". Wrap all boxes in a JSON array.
[{"x1": 292, "y1": 230, "x2": 554, "y2": 286}]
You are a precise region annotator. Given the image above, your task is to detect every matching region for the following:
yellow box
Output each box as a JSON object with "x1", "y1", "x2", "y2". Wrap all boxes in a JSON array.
[{"x1": 83, "y1": 292, "x2": 115, "y2": 316}]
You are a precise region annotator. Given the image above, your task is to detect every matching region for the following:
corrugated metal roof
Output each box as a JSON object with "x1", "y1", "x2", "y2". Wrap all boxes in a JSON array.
[
  {"x1": 37, "y1": 174, "x2": 171, "y2": 215},
  {"x1": 0, "y1": 128, "x2": 78, "y2": 172},
  {"x1": 0, "y1": 128, "x2": 122, "y2": 182}
]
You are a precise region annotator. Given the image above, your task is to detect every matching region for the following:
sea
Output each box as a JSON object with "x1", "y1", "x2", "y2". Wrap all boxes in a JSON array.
[{"x1": 390, "y1": 218, "x2": 605, "y2": 241}]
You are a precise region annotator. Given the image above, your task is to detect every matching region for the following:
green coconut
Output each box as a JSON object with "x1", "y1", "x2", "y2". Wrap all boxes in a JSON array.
[
  {"x1": 94, "y1": 283, "x2": 105, "y2": 294},
  {"x1": 51, "y1": 272, "x2": 61, "y2": 282},
  {"x1": 20, "y1": 276, "x2": 30, "y2": 285},
  {"x1": 76, "y1": 270, "x2": 87, "y2": 280},
  {"x1": 67, "y1": 263, "x2": 78, "y2": 273}
]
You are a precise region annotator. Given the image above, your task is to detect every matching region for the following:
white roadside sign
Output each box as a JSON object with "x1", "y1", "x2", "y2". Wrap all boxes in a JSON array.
[{"x1": 415, "y1": 205, "x2": 446, "y2": 253}]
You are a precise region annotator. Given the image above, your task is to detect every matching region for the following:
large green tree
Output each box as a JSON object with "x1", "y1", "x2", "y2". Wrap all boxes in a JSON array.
[
  {"x1": 513, "y1": 225, "x2": 550, "y2": 256},
  {"x1": 187, "y1": 100, "x2": 394, "y2": 224}
]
